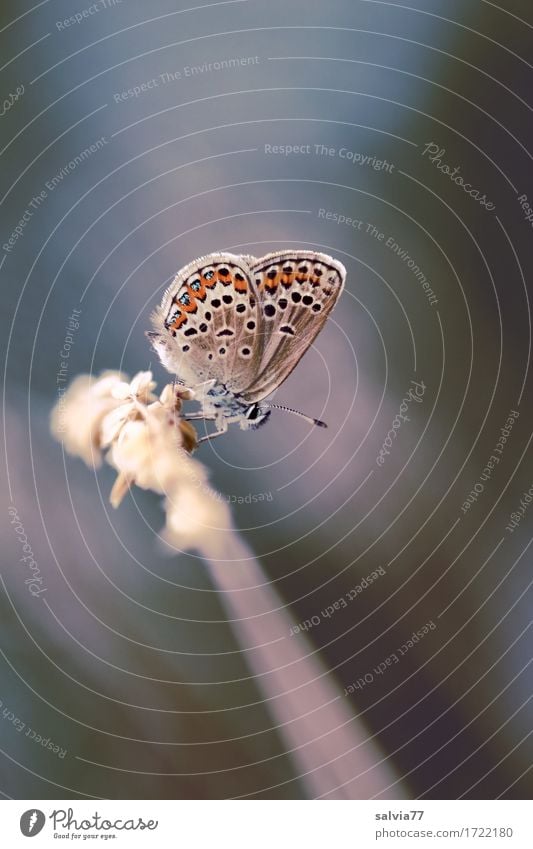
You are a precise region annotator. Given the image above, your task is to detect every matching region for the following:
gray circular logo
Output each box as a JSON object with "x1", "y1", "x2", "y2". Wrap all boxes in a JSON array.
[{"x1": 20, "y1": 810, "x2": 45, "y2": 837}]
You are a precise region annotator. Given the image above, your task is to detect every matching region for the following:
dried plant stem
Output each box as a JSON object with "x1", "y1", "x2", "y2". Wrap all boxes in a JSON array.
[
  {"x1": 201, "y1": 536, "x2": 405, "y2": 800},
  {"x1": 51, "y1": 371, "x2": 405, "y2": 798}
]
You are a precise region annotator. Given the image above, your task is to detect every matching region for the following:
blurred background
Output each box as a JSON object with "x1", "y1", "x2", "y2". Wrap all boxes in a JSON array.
[{"x1": 1, "y1": 0, "x2": 532, "y2": 799}]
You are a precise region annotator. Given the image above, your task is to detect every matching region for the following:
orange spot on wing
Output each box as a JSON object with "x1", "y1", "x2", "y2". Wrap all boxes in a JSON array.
[
  {"x1": 170, "y1": 313, "x2": 187, "y2": 330},
  {"x1": 216, "y1": 271, "x2": 233, "y2": 286},
  {"x1": 263, "y1": 275, "x2": 280, "y2": 290},
  {"x1": 187, "y1": 283, "x2": 206, "y2": 300},
  {"x1": 257, "y1": 268, "x2": 325, "y2": 291},
  {"x1": 294, "y1": 271, "x2": 322, "y2": 287}
]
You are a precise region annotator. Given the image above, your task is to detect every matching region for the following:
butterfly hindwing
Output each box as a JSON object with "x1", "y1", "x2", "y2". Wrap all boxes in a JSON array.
[
  {"x1": 150, "y1": 253, "x2": 263, "y2": 392},
  {"x1": 240, "y1": 250, "x2": 346, "y2": 402}
]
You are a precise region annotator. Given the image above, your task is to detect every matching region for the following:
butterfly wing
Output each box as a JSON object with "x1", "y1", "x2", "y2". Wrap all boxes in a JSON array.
[
  {"x1": 240, "y1": 250, "x2": 346, "y2": 403},
  {"x1": 150, "y1": 253, "x2": 264, "y2": 393}
]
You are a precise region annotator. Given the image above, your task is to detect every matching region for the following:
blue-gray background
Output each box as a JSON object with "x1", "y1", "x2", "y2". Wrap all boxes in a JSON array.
[{"x1": 1, "y1": 0, "x2": 533, "y2": 799}]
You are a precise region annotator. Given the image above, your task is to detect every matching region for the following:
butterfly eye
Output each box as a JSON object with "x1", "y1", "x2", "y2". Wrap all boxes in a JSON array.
[
  {"x1": 203, "y1": 269, "x2": 214, "y2": 280},
  {"x1": 179, "y1": 293, "x2": 190, "y2": 305},
  {"x1": 246, "y1": 404, "x2": 260, "y2": 420},
  {"x1": 190, "y1": 279, "x2": 201, "y2": 292}
]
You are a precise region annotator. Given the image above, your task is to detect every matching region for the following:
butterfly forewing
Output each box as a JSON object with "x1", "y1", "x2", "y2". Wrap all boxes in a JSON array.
[
  {"x1": 240, "y1": 250, "x2": 346, "y2": 402},
  {"x1": 151, "y1": 253, "x2": 263, "y2": 391}
]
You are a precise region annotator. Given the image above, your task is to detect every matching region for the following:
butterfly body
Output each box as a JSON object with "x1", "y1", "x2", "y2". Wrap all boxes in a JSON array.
[
  {"x1": 191, "y1": 380, "x2": 271, "y2": 432},
  {"x1": 148, "y1": 250, "x2": 346, "y2": 439}
]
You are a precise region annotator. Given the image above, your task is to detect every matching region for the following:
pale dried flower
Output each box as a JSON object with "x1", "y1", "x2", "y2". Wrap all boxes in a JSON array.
[
  {"x1": 106, "y1": 410, "x2": 201, "y2": 508},
  {"x1": 100, "y1": 371, "x2": 158, "y2": 447},
  {"x1": 51, "y1": 370, "x2": 202, "y2": 511},
  {"x1": 111, "y1": 370, "x2": 158, "y2": 403},
  {"x1": 50, "y1": 370, "x2": 126, "y2": 466}
]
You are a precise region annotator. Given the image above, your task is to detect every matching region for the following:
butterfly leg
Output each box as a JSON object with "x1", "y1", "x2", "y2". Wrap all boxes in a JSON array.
[
  {"x1": 183, "y1": 412, "x2": 216, "y2": 421},
  {"x1": 195, "y1": 417, "x2": 228, "y2": 444},
  {"x1": 196, "y1": 429, "x2": 228, "y2": 444}
]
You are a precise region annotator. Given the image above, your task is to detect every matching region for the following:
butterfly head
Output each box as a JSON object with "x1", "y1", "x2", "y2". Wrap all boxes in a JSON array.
[{"x1": 242, "y1": 401, "x2": 271, "y2": 430}]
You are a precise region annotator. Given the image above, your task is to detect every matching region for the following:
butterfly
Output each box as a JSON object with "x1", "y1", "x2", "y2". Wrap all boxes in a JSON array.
[{"x1": 147, "y1": 250, "x2": 346, "y2": 442}]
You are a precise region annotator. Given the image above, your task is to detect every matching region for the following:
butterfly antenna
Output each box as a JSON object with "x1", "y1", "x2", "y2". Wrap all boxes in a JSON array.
[{"x1": 268, "y1": 403, "x2": 327, "y2": 428}]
